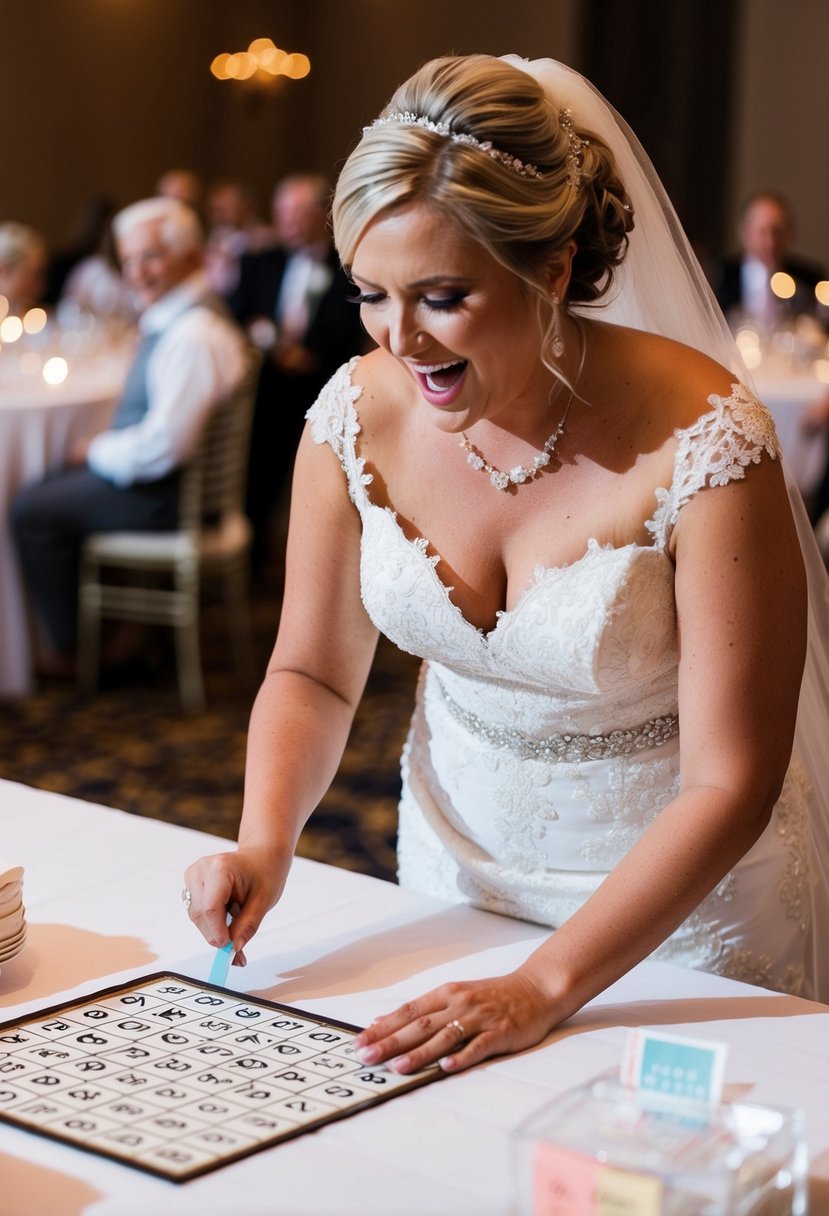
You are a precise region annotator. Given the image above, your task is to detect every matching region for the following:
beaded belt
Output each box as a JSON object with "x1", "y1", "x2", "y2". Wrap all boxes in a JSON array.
[{"x1": 434, "y1": 677, "x2": 679, "y2": 762}]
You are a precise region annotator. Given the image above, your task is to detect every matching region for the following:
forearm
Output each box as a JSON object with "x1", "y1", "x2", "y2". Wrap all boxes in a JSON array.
[
  {"x1": 237, "y1": 667, "x2": 360, "y2": 857},
  {"x1": 519, "y1": 783, "x2": 775, "y2": 1021}
]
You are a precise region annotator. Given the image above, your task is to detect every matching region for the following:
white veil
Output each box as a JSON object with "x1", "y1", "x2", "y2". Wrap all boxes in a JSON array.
[{"x1": 505, "y1": 56, "x2": 829, "y2": 1002}]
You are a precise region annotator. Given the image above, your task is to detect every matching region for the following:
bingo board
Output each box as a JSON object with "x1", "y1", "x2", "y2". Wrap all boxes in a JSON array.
[{"x1": 0, "y1": 971, "x2": 443, "y2": 1182}]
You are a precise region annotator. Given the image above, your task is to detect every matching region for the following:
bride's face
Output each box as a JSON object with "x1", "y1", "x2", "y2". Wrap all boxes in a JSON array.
[{"x1": 349, "y1": 203, "x2": 553, "y2": 433}]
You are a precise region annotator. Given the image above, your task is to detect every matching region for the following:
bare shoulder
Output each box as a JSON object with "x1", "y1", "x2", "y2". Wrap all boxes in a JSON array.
[
  {"x1": 347, "y1": 348, "x2": 415, "y2": 443},
  {"x1": 350, "y1": 350, "x2": 410, "y2": 415},
  {"x1": 592, "y1": 322, "x2": 740, "y2": 431}
]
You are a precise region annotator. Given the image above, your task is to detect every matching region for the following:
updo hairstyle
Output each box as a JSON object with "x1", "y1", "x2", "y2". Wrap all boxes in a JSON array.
[{"x1": 333, "y1": 55, "x2": 634, "y2": 325}]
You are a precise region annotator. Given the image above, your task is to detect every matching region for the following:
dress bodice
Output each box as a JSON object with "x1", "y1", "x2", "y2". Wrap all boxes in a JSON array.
[{"x1": 307, "y1": 357, "x2": 781, "y2": 734}]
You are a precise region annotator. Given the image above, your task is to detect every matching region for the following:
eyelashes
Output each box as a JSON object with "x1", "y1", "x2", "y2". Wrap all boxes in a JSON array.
[
  {"x1": 346, "y1": 291, "x2": 468, "y2": 312},
  {"x1": 346, "y1": 291, "x2": 383, "y2": 306}
]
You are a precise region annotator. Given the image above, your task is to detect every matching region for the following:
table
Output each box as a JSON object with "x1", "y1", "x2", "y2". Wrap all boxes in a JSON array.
[
  {"x1": 0, "y1": 347, "x2": 130, "y2": 697},
  {"x1": 755, "y1": 369, "x2": 829, "y2": 498},
  {"x1": 1, "y1": 779, "x2": 828, "y2": 1214}
]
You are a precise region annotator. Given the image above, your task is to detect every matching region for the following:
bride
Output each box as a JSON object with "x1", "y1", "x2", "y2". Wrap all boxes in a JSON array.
[{"x1": 185, "y1": 54, "x2": 829, "y2": 1073}]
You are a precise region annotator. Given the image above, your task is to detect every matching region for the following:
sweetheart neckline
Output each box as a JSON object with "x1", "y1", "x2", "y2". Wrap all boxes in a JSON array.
[{"x1": 367, "y1": 500, "x2": 670, "y2": 641}]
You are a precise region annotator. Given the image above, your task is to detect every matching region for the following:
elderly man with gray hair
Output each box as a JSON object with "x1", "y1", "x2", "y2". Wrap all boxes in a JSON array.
[{"x1": 11, "y1": 196, "x2": 248, "y2": 679}]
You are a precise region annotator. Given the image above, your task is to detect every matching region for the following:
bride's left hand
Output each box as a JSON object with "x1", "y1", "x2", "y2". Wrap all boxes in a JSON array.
[{"x1": 352, "y1": 971, "x2": 556, "y2": 1074}]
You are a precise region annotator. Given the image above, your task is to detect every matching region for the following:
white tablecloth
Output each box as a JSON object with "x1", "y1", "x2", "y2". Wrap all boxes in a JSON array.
[
  {"x1": 0, "y1": 354, "x2": 129, "y2": 696},
  {"x1": 1, "y1": 779, "x2": 827, "y2": 1214}
]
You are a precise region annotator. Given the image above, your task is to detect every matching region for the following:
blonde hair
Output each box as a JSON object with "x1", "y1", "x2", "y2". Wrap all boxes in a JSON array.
[{"x1": 333, "y1": 54, "x2": 633, "y2": 362}]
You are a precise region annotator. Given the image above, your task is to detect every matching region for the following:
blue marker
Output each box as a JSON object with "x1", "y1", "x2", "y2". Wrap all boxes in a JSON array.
[{"x1": 208, "y1": 941, "x2": 234, "y2": 987}]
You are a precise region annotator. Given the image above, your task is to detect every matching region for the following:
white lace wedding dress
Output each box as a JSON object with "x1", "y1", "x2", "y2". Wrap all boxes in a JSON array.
[{"x1": 308, "y1": 357, "x2": 817, "y2": 1000}]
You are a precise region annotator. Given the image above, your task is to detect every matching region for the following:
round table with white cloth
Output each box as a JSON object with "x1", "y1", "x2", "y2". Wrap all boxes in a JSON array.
[{"x1": 0, "y1": 346, "x2": 132, "y2": 696}]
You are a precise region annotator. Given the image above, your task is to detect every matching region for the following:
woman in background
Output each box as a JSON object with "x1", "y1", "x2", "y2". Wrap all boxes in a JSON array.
[{"x1": 0, "y1": 221, "x2": 46, "y2": 316}]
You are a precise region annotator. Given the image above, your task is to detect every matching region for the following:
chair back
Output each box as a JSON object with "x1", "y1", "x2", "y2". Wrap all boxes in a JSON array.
[{"x1": 177, "y1": 349, "x2": 261, "y2": 535}]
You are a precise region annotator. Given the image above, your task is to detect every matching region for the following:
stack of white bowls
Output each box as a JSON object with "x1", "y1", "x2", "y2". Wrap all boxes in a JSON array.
[{"x1": 0, "y1": 864, "x2": 26, "y2": 971}]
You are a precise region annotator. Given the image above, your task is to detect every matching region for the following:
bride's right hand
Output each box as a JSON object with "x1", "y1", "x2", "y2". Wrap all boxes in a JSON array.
[{"x1": 183, "y1": 845, "x2": 288, "y2": 965}]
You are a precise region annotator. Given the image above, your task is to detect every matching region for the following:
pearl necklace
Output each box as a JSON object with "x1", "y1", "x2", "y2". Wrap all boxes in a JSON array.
[
  {"x1": 459, "y1": 393, "x2": 573, "y2": 490},
  {"x1": 459, "y1": 325, "x2": 585, "y2": 491}
]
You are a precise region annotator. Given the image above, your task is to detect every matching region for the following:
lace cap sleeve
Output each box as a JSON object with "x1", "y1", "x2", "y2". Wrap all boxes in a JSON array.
[
  {"x1": 647, "y1": 382, "x2": 782, "y2": 547},
  {"x1": 305, "y1": 356, "x2": 373, "y2": 507}
]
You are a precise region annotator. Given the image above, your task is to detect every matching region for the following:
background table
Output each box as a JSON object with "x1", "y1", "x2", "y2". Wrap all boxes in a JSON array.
[
  {"x1": 1, "y1": 779, "x2": 828, "y2": 1214},
  {"x1": 755, "y1": 368, "x2": 829, "y2": 499},
  {"x1": 0, "y1": 348, "x2": 130, "y2": 696}
]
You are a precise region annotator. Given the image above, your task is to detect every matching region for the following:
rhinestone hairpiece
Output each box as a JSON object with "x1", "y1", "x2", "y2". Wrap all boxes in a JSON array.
[
  {"x1": 559, "y1": 108, "x2": 588, "y2": 188},
  {"x1": 365, "y1": 111, "x2": 543, "y2": 179}
]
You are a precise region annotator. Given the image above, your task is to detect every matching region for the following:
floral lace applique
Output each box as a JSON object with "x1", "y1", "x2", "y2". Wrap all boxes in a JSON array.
[
  {"x1": 306, "y1": 356, "x2": 373, "y2": 506},
  {"x1": 646, "y1": 382, "x2": 781, "y2": 550}
]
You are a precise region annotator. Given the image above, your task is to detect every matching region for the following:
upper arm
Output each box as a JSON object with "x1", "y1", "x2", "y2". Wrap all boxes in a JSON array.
[
  {"x1": 268, "y1": 420, "x2": 379, "y2": 709},
  {"x1": 673, "y1": 451, "x2": 806, "y2": 809}
]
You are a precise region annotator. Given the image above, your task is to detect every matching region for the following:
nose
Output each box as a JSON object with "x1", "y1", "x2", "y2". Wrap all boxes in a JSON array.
[{"x1": 385, "y1": 302, "x2": 424, "y2": 358}]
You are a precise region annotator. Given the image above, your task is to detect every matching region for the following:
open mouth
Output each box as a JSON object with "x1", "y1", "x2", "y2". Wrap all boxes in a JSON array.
[{"x1": 413, "y1": 360, "x2": 468, "y2": 394}]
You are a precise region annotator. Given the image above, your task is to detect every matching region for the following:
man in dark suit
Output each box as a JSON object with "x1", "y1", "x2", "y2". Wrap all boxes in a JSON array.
[
  {"x1": 231, "y1": 173, "x2": 366, "y2": 572},
  {"x1": 711, "y1": 191, "x2": 826, "y2": 329}
]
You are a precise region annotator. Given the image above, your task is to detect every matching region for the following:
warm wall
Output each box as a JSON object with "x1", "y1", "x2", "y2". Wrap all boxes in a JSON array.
[
  {"x1": 729, "y1": 0, "x2": 829, "y2": 268},
  {"x1": 0, "y1": 0, "x2": 577, "y2": 249}
]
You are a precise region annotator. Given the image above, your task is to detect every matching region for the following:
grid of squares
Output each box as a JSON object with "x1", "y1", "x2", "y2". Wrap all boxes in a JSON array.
[{"x1": 0, "y1": 972, "x2": 442, "y2": 1181}]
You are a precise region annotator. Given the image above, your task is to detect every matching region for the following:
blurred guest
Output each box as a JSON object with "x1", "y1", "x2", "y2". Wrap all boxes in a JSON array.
[
  {"x1": 711, "y1": 191, "x2": 826, "y2": 329},
  {"x1": 0, "y1": 222, "x2": 47, "y2": 315},
  {"x1": 11, "y1": 197, "x2": 247, "y2": 679},
  {"x1": 44, "y1": 193, "x2": 119, "y2": 303},
  {"x1": 59, "y1": 222, "x2": 139, "y2": 328},
  {"x1": 156, "y1": 168, "x2": 203, "y2": 214},
  {"x1": 204, "y1": 177, "x2": 277, "y2": 298},
  {"x1": 230, "y1": 173, "x2": 366, "y2": 571}
]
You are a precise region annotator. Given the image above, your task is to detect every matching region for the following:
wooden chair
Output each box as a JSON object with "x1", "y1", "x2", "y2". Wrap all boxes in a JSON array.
[{"x1": 77, "y1": 353, "x2": 261, "y2": 712}]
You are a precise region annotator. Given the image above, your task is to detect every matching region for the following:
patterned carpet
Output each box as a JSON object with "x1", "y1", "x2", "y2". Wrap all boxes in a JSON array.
[{"x1": 0, "y1": 552, "x2": 421, "y2": 885}]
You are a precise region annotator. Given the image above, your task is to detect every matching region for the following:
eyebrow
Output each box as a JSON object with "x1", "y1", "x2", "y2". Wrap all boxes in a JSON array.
[{"x1": 349, "y1": 271, "x2": 474, "y2": 289}]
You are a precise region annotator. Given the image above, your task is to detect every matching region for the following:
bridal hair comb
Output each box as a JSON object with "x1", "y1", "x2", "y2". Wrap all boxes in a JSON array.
[
  {"x1": 364, "y1": 111, "x2": 544, "y2": 179},
  {"x1": 559, "y1": 109, "x2": 588, "y2": 188}
]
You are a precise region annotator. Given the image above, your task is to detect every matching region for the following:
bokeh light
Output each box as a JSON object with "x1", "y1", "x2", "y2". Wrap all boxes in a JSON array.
[
  {"x1": 735, "y1": 326, "x2": 762, "y2": 369},
  {"x1": 0, "y1": 315, "x2": 24, "y2": 343},
  {"x1": 23, "y1": 307, "x2": 47, "y2": 335},
  {"x1": 283, "y1": 53, "x2": 311, "y2": 79},
  {"x1": 248, "y1": 37, "x2": 275, "y2": 58},
  {"x1": 210, "y1": 53, "x2": 231, "y2": 80},
  {"x1": 815, "y1": 281, "x2": 829, "y2": 307},
  {"x1": 42, "y1": 356, "x2": 69, "y2": 384},
  {"x1": 770, "y1": 271, "x2": 796, "y2": 300},
  {"x1": 210, "y1": 39, "x2": 309, "y2": 82}
]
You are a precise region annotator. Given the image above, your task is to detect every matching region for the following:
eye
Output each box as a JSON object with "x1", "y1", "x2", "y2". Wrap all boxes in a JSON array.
[
  {"x1": 422, "y1": 292, "x2": 467, "y2": 312},
  {"x1": 346, "y1": 291, "x2": 385, "y2": 306}
]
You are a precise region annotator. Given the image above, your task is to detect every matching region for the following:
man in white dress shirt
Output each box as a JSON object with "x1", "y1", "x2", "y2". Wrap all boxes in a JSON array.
[{"x1": 11, "y1": 197, "x2": 247, "y2": 678}]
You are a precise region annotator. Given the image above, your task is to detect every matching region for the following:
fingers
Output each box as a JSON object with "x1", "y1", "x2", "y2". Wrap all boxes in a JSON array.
[
  {"x1": 183, "y1": 849, "x2": 283, "y2": 961},
  {"x1": 353, "y1": 976, "x2": 552, "y2": 1076},
  {"x1": 353, "y1": 988, "x2": 479, "y2": 1075},
  {"x1": 183, "y1": 855, "x2": 255, "y2": 949}
]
